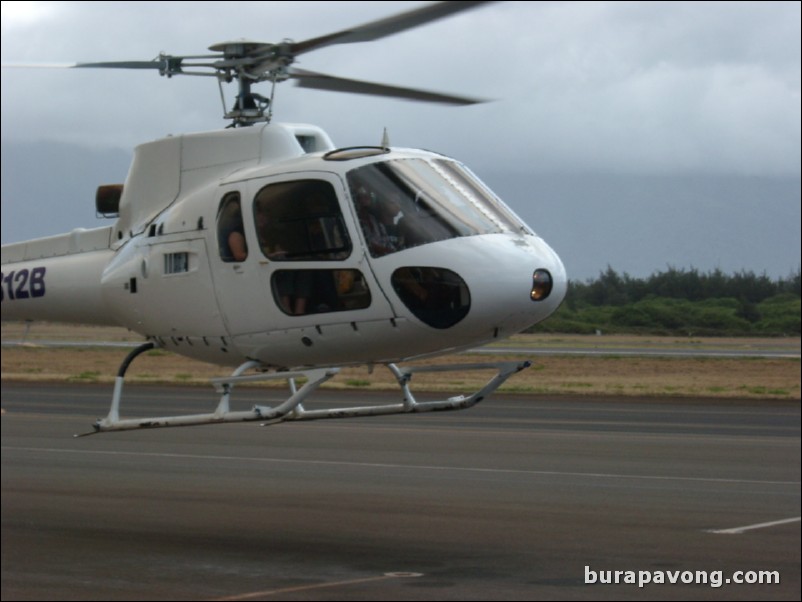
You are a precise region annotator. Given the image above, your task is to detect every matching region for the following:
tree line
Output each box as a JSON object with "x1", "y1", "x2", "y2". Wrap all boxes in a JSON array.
[{"x1": 535, "y1": 267, "x2": 800, "y2": 336}]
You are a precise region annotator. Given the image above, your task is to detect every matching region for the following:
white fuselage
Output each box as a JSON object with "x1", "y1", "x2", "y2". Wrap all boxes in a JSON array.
[{"x1": 1, "y1": 124, "x2": 566, "y2": 368}]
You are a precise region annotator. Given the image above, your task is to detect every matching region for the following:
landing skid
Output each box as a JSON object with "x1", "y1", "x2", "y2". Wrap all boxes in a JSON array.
[{"x1": 78, "y1": 342, "x2": 530, "y2": 435}]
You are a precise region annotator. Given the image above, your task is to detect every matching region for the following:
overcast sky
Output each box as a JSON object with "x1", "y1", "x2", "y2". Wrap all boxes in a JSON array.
[{"x1": 1, "y1": 1, "x2": 800, "y2": 279}]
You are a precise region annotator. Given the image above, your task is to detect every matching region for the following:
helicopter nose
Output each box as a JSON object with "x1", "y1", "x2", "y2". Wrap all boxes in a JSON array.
[
  {"x1": 384, "y1": 234, "x2": 566, "y2": 346},
  {"x1": 464, "y1": 234, "x2": 567, "y2": 338}
]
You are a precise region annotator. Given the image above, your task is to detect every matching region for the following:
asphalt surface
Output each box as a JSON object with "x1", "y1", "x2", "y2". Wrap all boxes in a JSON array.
[
  {"x1": 2, "y1": 382, "x2": 800, "y2": 600},
  {"x1": 3, "y1": 339, "x2": 801, "y2": 358}
]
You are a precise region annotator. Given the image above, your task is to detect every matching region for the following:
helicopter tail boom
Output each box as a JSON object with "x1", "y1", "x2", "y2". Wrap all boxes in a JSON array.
[{"x1": 1, "y1": 226, "x2": 117, "y2": 326}]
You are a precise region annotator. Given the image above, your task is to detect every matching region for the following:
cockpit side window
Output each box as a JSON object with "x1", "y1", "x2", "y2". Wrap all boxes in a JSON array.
[
  {"x1": 253, "y1": 180, "x2": 351, "y2": 261},
  {"x1": 346, "y1": 159, "x2": 512, "y2": 258},
  {"x1": 217, "y1": 192, "x2": 248, "y2": 263},
  {"x1": 347, "y1": 162, "x2": 456, "y2": 258}
]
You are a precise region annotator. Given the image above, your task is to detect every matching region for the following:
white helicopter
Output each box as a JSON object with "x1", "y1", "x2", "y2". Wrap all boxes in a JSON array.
[{"x1": 1, "y1": 1, "x2": 566, "y2": 434}]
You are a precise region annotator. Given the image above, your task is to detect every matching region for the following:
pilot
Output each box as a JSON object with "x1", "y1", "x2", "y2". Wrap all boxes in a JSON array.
[
  {"x1": 377, "y1": 195, "x2": 405, "y2": 251},
  {"x1": 354, "y1": 185, "x2": 396, "y2": 257}
]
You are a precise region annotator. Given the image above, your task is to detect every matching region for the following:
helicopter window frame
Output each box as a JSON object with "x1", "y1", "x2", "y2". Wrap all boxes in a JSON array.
[
  {"x1": 431, "y1": 159, "x2": 531, "y2": 235},
  {"x1": 252, "y1": 179, "x2": 352, "y2": 262},
  {"x1": 216, "y1": 192, "x2": 249, "y2": 263}
]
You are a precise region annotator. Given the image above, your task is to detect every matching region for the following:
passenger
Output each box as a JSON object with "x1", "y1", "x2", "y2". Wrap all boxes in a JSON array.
[
  {"x1": 220, "y1": 199, "x2": 248, "y2": 262},
  {"x1": 274, "y1": 271, "x2": 311, "y2": 315},
  {"x1": 228, "y1": 230, "x2": 248, "y2": 262},
  {"x1": 254, "y1": 206, "x2": 286, "y2": 259}
]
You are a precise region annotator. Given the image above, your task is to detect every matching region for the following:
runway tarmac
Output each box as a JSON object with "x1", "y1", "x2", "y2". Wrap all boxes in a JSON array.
[
  {"x1": 2, "y1": 382, "x2": 800, "y2": 600},
  {"x1": 4, "y1": 338, "x2": 801, "y2": 358}
]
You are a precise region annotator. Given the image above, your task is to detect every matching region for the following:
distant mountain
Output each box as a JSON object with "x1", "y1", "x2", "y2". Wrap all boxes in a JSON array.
[
  {"x1": 1, "y1": 140, "x2": 131, "y2": 245},
  {"x1": 483, "y1": 171, "x2": 801, "y2": 281}
]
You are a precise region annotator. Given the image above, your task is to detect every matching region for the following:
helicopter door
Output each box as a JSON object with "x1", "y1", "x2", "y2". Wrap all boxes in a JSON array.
[
  {"x1": 249, "y1": 173, "x2": 395, "y2": 321},
  {"x1": 208, "y1": 190, "x2": 270, "y2": 338},
  {"x1": 212, "y1": 174, "x2": 397, "y2": 364}
]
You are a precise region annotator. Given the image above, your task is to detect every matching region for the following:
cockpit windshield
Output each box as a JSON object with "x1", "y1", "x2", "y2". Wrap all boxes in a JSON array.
[{"x1": 347, "y1": 158, "x2": 529, "y2": 258}]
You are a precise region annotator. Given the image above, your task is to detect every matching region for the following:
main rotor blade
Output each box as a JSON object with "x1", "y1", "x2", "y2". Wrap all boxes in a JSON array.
[
  {"x1": 1, "y1": 61, "x2": 166, "y2": 69},
  {"x1": 71, "y1": 60, "x2": 168, "y2": 70},
  {"x1": 290, "y1": 1, "x2": 493, "y2": 55},
  {"x1": 289, "y1": 68, "x2": 485, "y2": 105}
]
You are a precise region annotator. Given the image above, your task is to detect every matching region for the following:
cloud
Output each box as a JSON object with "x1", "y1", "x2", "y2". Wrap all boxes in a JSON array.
[
  {"x1": 1, "y1": 3, "x2": 799, "y2": 279},
  {"x1": 1, "y1": 0, "x2": 799, "y2": 177}
]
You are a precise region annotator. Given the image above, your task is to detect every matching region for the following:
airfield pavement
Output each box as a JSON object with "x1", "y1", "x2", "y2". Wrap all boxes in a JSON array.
[{"x1": 1, "y1": 382, "x2": 799, "y2": 600}]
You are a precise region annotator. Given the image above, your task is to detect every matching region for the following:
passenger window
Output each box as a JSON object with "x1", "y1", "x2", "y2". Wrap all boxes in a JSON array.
[
  {"x1": 253, "y1": 180, "x2": 350, "y2": 261},
  {"x1": 217, "y1": 192, "x2": 248, "y2": 262},
  {"x1": 391, "y1": 267, "x2": 471, "y2": 328},
  {"x1": 272, "y1": 269, "x2": 371, "y2": 316},
  {"x1": 164, "y1": 252, "x2": 189, "y2": 274}
]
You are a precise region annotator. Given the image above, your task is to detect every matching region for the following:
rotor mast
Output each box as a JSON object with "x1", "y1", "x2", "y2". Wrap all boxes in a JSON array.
[{"x1": 208, "y1": 39, "x2": 291, "y2": 126}]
